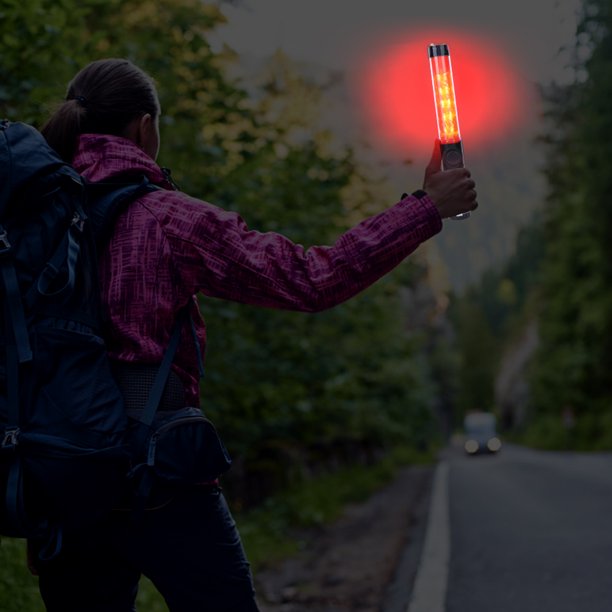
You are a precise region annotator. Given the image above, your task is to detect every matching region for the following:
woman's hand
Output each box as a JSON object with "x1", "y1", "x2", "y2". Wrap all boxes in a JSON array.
[{"x1": 422, "y1": 140, "x2": 478, "y2": 219}]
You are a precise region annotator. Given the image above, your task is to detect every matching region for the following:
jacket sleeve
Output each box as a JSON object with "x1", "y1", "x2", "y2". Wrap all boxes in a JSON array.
[{"x1": 149, "y1": 191, "x2": 443, "y2": 313}]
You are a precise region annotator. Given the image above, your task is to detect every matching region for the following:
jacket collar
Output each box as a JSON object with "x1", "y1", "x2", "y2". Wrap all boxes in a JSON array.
[{"x1": 72, "y1": 133, "x2": 170, "y2": 188}]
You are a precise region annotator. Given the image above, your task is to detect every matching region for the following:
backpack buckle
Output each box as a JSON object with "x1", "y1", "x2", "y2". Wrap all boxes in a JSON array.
[
  {"x1": 71, "y1": 213, "x2": 85, "y2": 233},
  {"x1": 1, "y1": 427, "x2": 20, "y2": 450},
  {"x1": 0, "y1": 229, "x2": 11, "y2": 256}
]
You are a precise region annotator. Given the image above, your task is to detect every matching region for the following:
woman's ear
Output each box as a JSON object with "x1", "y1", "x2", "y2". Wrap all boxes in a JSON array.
[{"x1": 124, "y1": 113, "x2": 160, "y2": 160}]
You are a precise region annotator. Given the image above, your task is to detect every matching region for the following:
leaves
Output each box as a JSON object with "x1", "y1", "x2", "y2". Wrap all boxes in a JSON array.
[
  {"x1": 527, "y1": 0, "x2": 612, "y2": 441},
  {"x1": 1, "y1": 0, "x2": 447, "y2": 509}
]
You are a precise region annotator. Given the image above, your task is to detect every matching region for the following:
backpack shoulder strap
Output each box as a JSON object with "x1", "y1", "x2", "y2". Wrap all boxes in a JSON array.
[
  {"x1": 137, "y1": 304, "x2": 205, "y2": 427},
  {"x1": 138, "y1": 308, "x2": 189, "y2": 427},
  {"x1": 85, "y1": 176, "x2": 161, "y2": 248}
]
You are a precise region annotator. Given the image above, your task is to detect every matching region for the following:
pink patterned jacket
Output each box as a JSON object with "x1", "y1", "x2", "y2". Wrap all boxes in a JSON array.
[{"x1": 72, "y1": 134, "x2": 442, "y2": 405}]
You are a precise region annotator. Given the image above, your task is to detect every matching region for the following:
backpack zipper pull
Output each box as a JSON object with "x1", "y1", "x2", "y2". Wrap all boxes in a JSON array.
[
  {"x1": 1, "y1": 427, "x2": 20, "y2": 450},
  {"x1": 70, "y1": 212, "x2": 85, "y2": 232},
  {"x1": 0, "y1": 227, "x2": 12, "y2": 255},
  {"x1": 147, "y1": 433, "x2": 159, "y2": 466}
]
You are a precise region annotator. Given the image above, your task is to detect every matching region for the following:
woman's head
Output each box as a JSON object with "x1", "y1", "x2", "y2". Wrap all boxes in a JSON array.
[{"x1": 41, "y1": 58, "x2": 161, "y2": 162}]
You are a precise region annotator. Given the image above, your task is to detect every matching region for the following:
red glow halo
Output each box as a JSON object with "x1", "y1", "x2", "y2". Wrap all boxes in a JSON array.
[{"x1": 353, "y1": 26, "x2": 532, "y2": 160}]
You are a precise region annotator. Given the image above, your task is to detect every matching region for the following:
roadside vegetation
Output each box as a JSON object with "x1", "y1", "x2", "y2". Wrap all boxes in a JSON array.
[
  {"x1": 1, "y1": 1, "x2": 451, "y2": 609},
  {"x1": 451, "y1": 0, "x2": 612, "y2": 451}
]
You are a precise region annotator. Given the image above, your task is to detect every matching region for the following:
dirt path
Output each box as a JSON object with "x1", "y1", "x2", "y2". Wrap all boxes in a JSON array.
[{"x1": 254, "y1": 464, "x2": 435, "y2": 612}]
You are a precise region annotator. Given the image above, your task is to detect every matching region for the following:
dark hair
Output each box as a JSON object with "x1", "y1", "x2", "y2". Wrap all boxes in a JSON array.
[{"x1": 41, "y1": 58, "x2": 160, "y2": 162}]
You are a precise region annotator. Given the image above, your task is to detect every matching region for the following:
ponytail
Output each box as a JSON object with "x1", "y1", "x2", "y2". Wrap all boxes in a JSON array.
[
  {"x1": 41, "y1": 99, "x2": 88, "y2": 163},
  {"x1": 41, "y1": 59, "x2": 160, "y2": 162}
]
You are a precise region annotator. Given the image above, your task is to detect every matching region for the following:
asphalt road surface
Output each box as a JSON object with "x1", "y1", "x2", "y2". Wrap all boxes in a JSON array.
[{"x1": 410, "y1": 443, "x2": 612, "y2": 612}]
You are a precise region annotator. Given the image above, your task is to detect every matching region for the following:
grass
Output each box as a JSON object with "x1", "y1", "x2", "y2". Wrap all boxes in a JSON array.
[
  {"x1": 0, "y1": 444, "x2": 435, "y2": 610},
  {"x1": 0, "y1": 538, "x2": 44, "y2": 612},
  {"x1": 0, "y1": 536, "x2": 167, "y2": 612},
  {"x1": 235, "y1": 445, "x2": 435, "y2": 571}
]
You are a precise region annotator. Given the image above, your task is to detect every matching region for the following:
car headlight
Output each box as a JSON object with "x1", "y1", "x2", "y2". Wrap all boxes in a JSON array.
[
  {"x1": 464, "y1": 439, "x2": 479, "y2": 454},
  {"x1": 487, "y1": 437, "x2": 502, "y2": 452}
]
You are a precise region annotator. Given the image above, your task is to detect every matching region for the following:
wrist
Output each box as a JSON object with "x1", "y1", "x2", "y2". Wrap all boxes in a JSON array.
[{"x1": 400, "y1": 190, "x2": 428, "y2": 200}]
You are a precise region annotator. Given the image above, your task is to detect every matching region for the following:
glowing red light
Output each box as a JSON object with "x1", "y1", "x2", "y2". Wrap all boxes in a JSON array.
[
  {"x1": 429, "y1": 49, "x2": 461, "y2": 144},
  {"x1": 353, "y1": 27, "x2": 531, "y2": 158}
]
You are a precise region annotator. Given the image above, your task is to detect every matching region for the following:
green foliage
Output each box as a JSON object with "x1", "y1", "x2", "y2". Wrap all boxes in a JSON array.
[
  {"x1": 448, "y1": 213, "x2": 547, "y2": 430},
  {"x1": 0, "y1": 537, "x2": 173, "y2": 612},
  {"x1": 204, "y1": 265, "x2": 439, "y2": 508},
  {"x1": 0, "y1": 1, "x2": 453, "y2": 607},
  {"x1": 518, "y1": 411, "x2": 612, "y2": 451},
  {"x1": 136, "y1": 577, "x2": 168, "y2": 611},
  {"x1": 0, "y1": 0, "x2": 102, "y2": 122},
  {"x1": 528, "y1": 0, "x2": 612, "y2": 442},
  {"x1": 448, "y1": 0, "x2": 612, "y2": 448},
  {"x1": 450, "y1": 297, "x2": 499, "y2": 416},
  {"x1": 235, "y1": 445, "x2": 436, "y2": 571},
  {"x1": 182, "y1": 47, "x2": 442, "y2": 506},
  {"x1": 0, "y1": 539, "x2": 42, "y2": 612}
]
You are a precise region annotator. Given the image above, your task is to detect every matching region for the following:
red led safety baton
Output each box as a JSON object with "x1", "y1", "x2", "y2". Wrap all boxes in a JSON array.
[{"x1": 428, "y1": 43, "x2": 470, "y2": 220}]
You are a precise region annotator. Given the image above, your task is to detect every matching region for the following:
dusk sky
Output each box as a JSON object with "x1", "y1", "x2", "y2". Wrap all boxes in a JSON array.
[
  {"x1": 211, "y1": 1, "x2": 583, "y2": 162},
  {"x1": 213, "y1": 1, "x2": 581, "y2": 83}
]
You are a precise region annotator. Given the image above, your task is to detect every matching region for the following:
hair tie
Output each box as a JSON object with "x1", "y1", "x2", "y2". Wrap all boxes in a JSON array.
[{"x1": 74, "y1": 95, "x2": 88, "y2": 108}]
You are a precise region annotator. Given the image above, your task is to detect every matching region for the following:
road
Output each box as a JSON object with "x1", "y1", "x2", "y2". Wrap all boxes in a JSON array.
[{"x1": 409, "y1": 443, "x2": 612, "y2": 612}]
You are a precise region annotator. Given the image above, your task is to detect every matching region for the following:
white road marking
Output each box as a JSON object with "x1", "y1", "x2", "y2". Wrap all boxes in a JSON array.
[{"x1": 406, "y1": 461, "x2": 450, "y2": 612}]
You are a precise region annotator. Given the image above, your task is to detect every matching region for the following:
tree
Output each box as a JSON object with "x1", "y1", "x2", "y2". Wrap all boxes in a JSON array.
[
  {"x1": 529, "y1": 0, "x2": 612, "y2": 447},
  {"x1": 1, "y1": 0, "x2": 442, "y2": 502}
]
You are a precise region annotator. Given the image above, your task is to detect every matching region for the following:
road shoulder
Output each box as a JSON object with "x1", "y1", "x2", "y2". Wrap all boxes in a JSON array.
[{"x1": 255, "y1": 464, "x2": 435, "y2": 611}]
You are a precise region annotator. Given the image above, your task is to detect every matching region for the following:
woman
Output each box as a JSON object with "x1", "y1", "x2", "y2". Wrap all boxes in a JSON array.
[{"x1": 36, "y1": 58, "x2": 477, "y2": 611}]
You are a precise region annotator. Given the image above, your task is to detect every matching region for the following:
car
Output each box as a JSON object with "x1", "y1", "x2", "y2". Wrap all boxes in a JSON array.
[{"x1": 463, "y1": 412, "x2": 502, "y2": 455}]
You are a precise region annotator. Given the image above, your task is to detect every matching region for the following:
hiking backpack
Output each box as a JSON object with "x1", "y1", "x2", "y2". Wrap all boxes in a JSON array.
[{"x1": 0, "y1": 121, "x2": 157, "y2": 557}]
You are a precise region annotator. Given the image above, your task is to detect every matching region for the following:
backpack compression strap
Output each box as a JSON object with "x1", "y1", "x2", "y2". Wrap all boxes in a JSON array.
[
  {"x1": 0, "y1": 225, "x2": 32, "y2": 537},
  {"x1": 138, "y1": 306, "x2": 204, "y2": 427},
  {"x1": 0, "y1": 226, "x2": 32, "y2": 365},
  {"x1": 0, "y1": 222, "x2": 32, "y2": 451}
]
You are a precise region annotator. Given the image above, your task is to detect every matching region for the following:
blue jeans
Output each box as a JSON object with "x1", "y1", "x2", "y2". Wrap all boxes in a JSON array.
[{"x1": 32, "y1": 486, "x2": 260, "y2": 612}]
